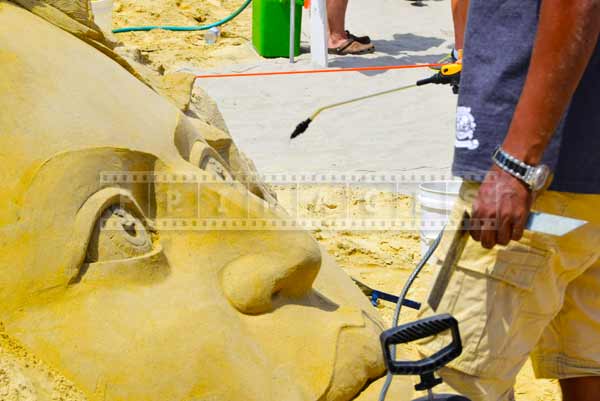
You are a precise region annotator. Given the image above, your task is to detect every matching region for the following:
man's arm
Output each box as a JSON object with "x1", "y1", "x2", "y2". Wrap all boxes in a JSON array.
[
  {"x1": 471, "y1": 0, "x2": 600, "y2": 249},
  {"x1": 451, "y1": 0, "x2": 469, "y2": 51}
]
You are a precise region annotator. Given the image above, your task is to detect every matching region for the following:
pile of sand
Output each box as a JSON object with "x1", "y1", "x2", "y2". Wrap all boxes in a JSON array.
[
  {"x1": 111, "y1": 0, "x2": 258, "y2": 73},
  {"x1": 274, "y1": 185, "x2": 561, "y2": 400}
]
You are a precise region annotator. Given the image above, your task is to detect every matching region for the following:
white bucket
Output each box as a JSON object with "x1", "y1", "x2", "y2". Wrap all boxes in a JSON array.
[
  {"x1": 91, "y1": 0, "x2": 114, "y2": 34},
  {"x1": 418, "y1": 181, "x2": 462, "y2": 256}
]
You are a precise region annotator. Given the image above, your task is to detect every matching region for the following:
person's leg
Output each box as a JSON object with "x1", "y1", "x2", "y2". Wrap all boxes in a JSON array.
[
  {"x1": 326, "y1": 0, "x2": 349, "y2": 48},
  {"x1": 561, "y1": 377, "x2": 600, "y2": 401},
  {"x1": 451, "y1": 0, "x2": 469, "y2": 56},
  {"x1": 530, "y1": 193, "x2": 600, "y2": 400},
  {"x1": 414, "y1": 184, "x2": 565, "y2": 401},
  {"x1": 532, "y1": 255, "x2": 600, "y2": 400},
  {"x1": 416, "y1": 184, "x2": 600, "y2": 401}
]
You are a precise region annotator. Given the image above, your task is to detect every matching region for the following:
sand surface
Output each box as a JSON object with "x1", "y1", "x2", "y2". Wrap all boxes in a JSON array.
[
  {"x1": 112, "y1": 0, "x2": 260, "y2": 72},
  {"x1": 0, "y1": 323, "x2": 86, "y2": 401},
  {"x1": 273, "y1": 185, "x2": 561, "y2": 400},
  {"x1": 195, "y1": 0, "x2": 457, "y2": 176}
]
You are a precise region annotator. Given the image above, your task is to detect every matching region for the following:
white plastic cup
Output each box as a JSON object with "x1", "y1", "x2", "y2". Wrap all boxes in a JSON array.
[
  {"x1": 205, "y1": 27, "x2": 221, "y2": 45},
  {"x1": 91, "y1": 0, "x2": 114, "y2": 34}
]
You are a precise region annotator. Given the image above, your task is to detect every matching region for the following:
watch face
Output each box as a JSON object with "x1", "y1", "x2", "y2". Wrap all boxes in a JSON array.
[{"x1": 531, "y1": 165, "x2": 551, "y2": 191}]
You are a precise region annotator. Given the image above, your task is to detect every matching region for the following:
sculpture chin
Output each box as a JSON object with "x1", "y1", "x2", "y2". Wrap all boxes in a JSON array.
[{"x1": 326, "y1": 319, "x2": 387, "y2": 401}]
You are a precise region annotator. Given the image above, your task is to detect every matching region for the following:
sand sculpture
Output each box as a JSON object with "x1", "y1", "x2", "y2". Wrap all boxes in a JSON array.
[{"x1": 0, "y1": 1, "x2": 418, "y2": 400}]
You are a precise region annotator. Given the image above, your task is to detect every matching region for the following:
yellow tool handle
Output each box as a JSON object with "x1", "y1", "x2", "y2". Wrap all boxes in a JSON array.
[{"x1": 441, "y1": 62, "x2": 462, "y2": 77}]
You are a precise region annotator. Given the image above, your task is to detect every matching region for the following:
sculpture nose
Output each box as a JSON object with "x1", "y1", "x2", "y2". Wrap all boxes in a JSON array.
[{"x1": 220, "y1": 233, "x2": 322, "y2": 315}]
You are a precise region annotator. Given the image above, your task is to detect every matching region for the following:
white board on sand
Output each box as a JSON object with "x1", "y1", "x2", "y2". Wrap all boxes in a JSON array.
[{"x1": 310, "y1": 0, "x2": 328, "y2": 68}]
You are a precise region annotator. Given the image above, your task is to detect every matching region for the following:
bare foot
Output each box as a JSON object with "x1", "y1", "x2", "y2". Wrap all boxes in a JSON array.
[{"x1": 328, "y1": 31, "x2": 349, "y2": 49}]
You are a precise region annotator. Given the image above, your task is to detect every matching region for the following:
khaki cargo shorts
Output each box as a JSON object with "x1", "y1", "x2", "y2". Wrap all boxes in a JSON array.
[{"x1": 416, "y1": 182, "x2": 600, "y2": 401}]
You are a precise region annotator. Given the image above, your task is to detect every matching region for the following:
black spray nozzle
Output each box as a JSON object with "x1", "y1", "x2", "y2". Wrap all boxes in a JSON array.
[
  {"x1": 290, "y1": 118, "x2": 312, "y2": 139},
  {"x1": 417, "y1": 71, "x2": 461, "y2": 94},
  {"x1": 417, "y1": 75, "x2": 443, "y2": 86},
  {"x1": 417, "y1": 71, "x2": 460, "y2": 86}
]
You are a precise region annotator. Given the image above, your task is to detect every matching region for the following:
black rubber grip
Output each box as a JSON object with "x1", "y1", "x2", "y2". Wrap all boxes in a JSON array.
[
  {"x1": 416, "y1": 75, "x2": 440, "y2": 86},
  {"x1": 380, "y1": 314, "x2": 462, "y2": 375},
  {"x1": 417, "y1": 72, "x2": 461, "y2": 89}
]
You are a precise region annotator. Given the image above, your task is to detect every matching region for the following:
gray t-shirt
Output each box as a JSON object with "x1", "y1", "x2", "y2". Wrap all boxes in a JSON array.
[{"x1": 452, "y1": 0, "x2": 600, "y2": 194}]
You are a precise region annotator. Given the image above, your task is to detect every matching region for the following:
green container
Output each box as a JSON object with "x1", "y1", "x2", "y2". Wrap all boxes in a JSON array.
[{"x1": 252, "y1": 0, "x2": 303, "y2": 58}]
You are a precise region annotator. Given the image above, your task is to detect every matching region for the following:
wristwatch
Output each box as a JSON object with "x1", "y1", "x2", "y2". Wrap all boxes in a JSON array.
[{"x1": 492, "y1": 147, "x2": 551, "y2": 191}]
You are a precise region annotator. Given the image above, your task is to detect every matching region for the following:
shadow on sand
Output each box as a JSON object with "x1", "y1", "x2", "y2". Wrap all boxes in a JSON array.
[
  {"x1": 329, "y1": 53, "x2": 448, "y2": 77},
  {"x1": 324, "y1": 32, "x2": 449, "y2": 76}
]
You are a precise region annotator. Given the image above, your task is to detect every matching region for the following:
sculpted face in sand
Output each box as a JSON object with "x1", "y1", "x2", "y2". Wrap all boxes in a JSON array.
[{"x1": 0, "y1": 3, "x2": 405, "y2": 400}]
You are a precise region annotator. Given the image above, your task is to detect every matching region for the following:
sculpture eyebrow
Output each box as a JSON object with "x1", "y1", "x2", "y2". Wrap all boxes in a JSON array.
[{"x1": 76, "y1": 188, "x2": 147, "y2": 228}]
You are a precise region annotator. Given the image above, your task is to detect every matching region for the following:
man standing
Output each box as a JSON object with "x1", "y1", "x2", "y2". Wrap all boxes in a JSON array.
[
  {"x1": 417, "y1": 1, "x2": 600, "y2": 400},
  {"x1": 326, "y1": 0, "x2": 374, "y2": 55}
]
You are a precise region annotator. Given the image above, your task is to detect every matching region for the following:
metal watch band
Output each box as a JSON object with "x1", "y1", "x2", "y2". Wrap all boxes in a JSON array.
[{"x1": 492, "y1": 147, "x2": 531, "y2": 182}]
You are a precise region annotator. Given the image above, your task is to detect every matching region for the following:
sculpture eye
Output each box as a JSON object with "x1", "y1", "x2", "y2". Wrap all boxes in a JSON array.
[
  {"x1": 85, "y1": 205, "x2": 153, "y2": 263},
  {"x1": 202, "y1": 156, "x2": 233, "y2": 181},
  {"x1": 189, "y1": 141, "x2": 233, "y2": 181}
]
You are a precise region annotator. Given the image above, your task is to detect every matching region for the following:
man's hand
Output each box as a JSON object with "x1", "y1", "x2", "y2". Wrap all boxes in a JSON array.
[{"x1": 470, "y1": 165, "x2": 533, "y2": 249}]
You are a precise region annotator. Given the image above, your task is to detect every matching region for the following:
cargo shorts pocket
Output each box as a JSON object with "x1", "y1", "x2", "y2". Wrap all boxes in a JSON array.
[
  {"x1": 426, "y1": 237, "x2": 551, "y2": 377},
  {"x1": 459, "y1": 240, "x2": 548, "y2": 289}
]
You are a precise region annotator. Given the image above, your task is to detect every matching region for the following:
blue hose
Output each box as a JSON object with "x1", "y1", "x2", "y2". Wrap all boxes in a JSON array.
[{"x1": 112, "y1": 0, "x2": 253, "y2": 33}]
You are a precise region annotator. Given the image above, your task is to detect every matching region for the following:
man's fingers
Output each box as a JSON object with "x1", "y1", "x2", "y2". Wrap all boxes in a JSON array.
[
  {"x1": 480, "y1": 217, "x2": 497, "y2": 249},
  {"x1": 497, "y1": 212, "x2": 513, "y2": 246},
  {"x1": 511, "y1": 212, "x2": 527, "y2": 241},
  {"x1": 469, "y1": 200, "x2": 483, "y2": 242},
  {"x1": 470, "y1": 198, "x2": 497, "y2": 248},
  {"x1": 511, "y1": 224, "x2": 524, "y2": 241},
  {"x1": 469, "y1": 216, "x2": 482, "y2": 242}
]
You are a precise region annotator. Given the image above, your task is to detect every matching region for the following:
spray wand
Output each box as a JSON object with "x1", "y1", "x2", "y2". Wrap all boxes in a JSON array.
[
  {"x1": 290, "y1": 83, "x2": 418, "y2": 139},
  {"x1": 290, "y1": 62, "x2": 462, "y2": 139}
]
